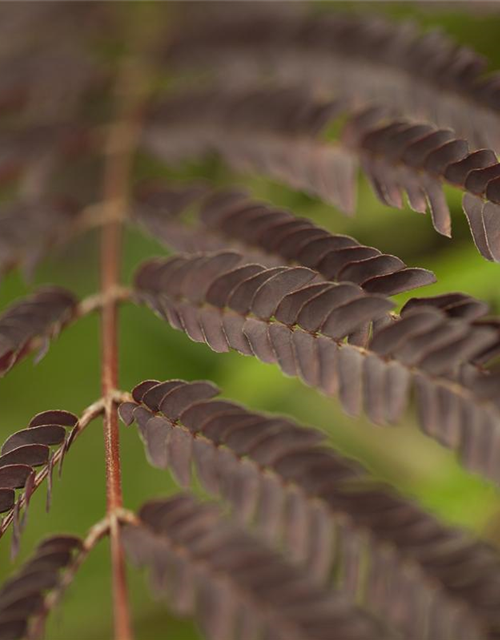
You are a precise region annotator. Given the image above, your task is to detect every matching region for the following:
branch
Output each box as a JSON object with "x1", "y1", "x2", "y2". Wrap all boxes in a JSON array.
[{"x1": 77, "y1": 287, "x2": 132, "y2": 318}]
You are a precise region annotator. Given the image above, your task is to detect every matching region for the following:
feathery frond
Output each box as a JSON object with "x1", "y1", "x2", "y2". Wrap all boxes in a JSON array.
[
  {"x1": 142, "y1": 87, "x2": 500, "y2": 261},
  {"x1": 121, "y1": 379, "x2": 500, "y2": 640},
  {"x1": 0, "y1": 202, "x2": 84, "y2": 283},
  {"x1": 123, "y1": 492, "x2": 395, "y2": 640},
  {"x1": 0, "y1": 288, "x2": 77, "y2": 377},
  {"x1": 167, "y1": 8, "x2": 500, "y2": 151},
  {"x1": 0, "y1": 409, "x2": 78, "y2": 541},
  {"x1": 0, "y1": 400, "x2": 104, "y2": 548},
  {"x1": 0, "y1": 534, "x2": 83, "y2": 640},
  {"x1": 134, "y1": 251, "x2": 500, "y2": 483},
  {"x1": 142, "y1": 87, "x2": 355, "y2": 211},
  {"x1": 134, "y1": 184, "x2": 436, "y2": 296},
  {"x1": 0, "y1": 2, "x2": 108, "y2": 122},
  {"x1": 343, "y1": 109, "x2": 500, "y2": 256}
]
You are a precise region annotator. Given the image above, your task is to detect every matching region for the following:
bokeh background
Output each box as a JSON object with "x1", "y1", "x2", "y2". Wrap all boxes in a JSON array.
[{"x1": 1, "y1": 2, "x2": 500, "y2": 639}]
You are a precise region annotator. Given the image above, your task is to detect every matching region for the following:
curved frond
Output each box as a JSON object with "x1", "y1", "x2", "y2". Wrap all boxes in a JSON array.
[
  {"x1": 0, "y1": 534, "x2": 82, "y2": 640},
  {"x1": 0, "y1": 2, "x2": 108, "y2": 122},
  {"x1": 0, "y1": 287, "x2": 77, "y2": 376},
  {"x1": 133, "y1": 251, "x2": 500, "y2": 483},
  {"x1": 0, "y1": 401, "x2": 104, "y2": 547},
  {"x1": 142, "y1": 87, "x2": 356, "y2": 212},
  {"x1": 121, "y1": 379, "x2": 500, "y2": 640},
  {"x1": 142, "y1": 88, "x2": 500, "y2": 261},
  {"x1": 0, "y1": 203, "x2": 82, "y2": 281},
  {"x1": 167, "y1": 9, "x2": 500, "y2": 151},
  {"x1": 134, "y1": 184, "x2": 436, "y2": 297},
  {"x1": 0, "y1": 125, "x2": 61, "y2": 191},
  {"x1": 123, "y1": 492, "x2": 394, "y2": 640},
  {"x1": 133, "y1": 183, "x2": 274, "y2": 265},
  {"x1": 343, "y1": 109, "x2": 500, "y2": 256}
]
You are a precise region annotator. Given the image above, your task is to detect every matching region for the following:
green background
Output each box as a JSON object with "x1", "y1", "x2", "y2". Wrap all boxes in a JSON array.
[{"x1": 1, "y1": 2, "x2": 500, "y2": 638}]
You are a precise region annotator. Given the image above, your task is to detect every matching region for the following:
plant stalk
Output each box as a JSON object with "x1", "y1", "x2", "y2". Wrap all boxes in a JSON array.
[{"x1": 100, "y1": 55, "x2": 148, "y2": 640}]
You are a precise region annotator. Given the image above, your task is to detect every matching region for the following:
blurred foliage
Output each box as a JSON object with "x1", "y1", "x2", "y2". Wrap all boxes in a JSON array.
[{"x1": 1, "y1": 2, "x2": 500, "y2": 639}]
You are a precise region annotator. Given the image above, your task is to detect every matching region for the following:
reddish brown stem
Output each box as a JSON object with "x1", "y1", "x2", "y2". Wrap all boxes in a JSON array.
[
  {"x1": 100, "y1": 216, "x2": 132, "y2": 640},
  {"x1": 101, "y1": 222, "x2": 123, "y2": 511},
  {"x1": 99, "y1": 56, "x2": 148, "y2": 640}
]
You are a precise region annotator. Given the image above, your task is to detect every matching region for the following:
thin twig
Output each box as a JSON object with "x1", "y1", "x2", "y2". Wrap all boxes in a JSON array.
[
  {"x1": 112, "y1": 390, "x2": 134, "y2": 405},
  {"x1": 77, "y1": 287, "x2": 132, "y2": 318}
]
